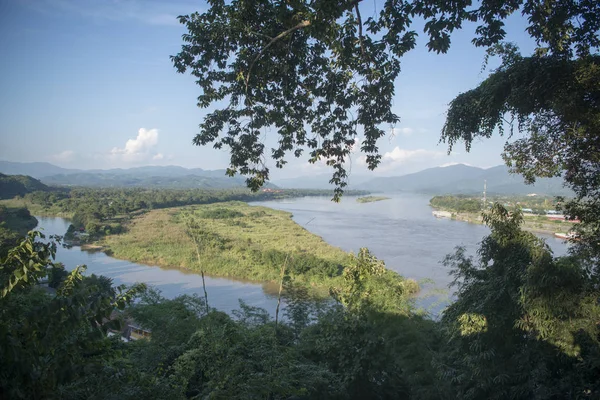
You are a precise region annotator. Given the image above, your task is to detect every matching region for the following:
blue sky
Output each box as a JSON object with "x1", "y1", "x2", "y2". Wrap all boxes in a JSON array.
[{"x1": 0, "y1": 0, "x2": 536, "y2": 179}]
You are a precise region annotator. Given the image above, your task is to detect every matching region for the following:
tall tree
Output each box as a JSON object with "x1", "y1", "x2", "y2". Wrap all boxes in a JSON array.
[
  {"x1": 0, "y1": 232, "x2": 145, "y2": 399},
  {"x1": 438, "y1": 204, "x2": 600, "y2": 399},
  {"x1": 442, "y1": 44, "x2": 600, "y2": 268}
]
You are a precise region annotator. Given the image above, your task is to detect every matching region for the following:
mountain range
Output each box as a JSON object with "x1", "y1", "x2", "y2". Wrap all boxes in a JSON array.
[
  {"x1": 0, "y1": 161, "x2": 570, "y2": 195},
  {"x1": 0, "y1": 161, "x2": 273, "y2": 190},
  {"x1": 275, "y1": 164, "x2": 572, "y2": 196}
]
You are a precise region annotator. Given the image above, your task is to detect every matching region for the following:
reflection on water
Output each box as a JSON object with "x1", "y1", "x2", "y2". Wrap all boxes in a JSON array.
[{"x1": 35, "y1": 194, "x2": 570, "y2": 317}]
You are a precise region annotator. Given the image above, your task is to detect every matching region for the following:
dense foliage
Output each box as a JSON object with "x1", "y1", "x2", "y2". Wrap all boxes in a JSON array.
[
  {"x1": 0, "y1": 228, "x2": 144, "y2": 399},
  {"x1": 439, "y1": 205, "x2": 600, "y2": 399},
  {"x1": 1, "y1": 0, "x2": 598, "y2": 396},
  {"x1": 430, "y1": 195, "x2": 483, "y2": 213},
  {"x1": 441, "y1": 45, "x2": 599, "y2": 269},
  {"x1": 0, "y1": 206, "x2": 38, "y2": 259},
  {"x1": 3, "y1": 202, "x2": 599, "y2": 398}
]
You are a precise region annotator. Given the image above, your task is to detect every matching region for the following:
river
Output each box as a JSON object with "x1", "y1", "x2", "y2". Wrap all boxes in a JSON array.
[{"x1": 36, "y1": 193, "x2": 570, "y2": 316}]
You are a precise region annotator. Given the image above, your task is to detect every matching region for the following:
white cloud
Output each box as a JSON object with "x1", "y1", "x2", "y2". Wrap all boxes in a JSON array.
[
  {"x1": 50, "y1": 150, "x2": 74, "y2": 162},
  {"x1": 153, "y1": 153, "x2": 164, "y2": 160},
  {"x1": 440, "y1": 162, "x2": 472, "y2": 168},
  {"x1": 383, "y1": 147, "x2": 442, "y2": 163},
  {"x1": 110, "y1": 128, "x2": 160, "y2": 163},
  {"x1": 376, "y1": 147, "x2": 444, "y2": 171}
]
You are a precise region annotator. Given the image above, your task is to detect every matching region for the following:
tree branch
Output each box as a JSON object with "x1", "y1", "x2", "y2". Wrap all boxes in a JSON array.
[
  {"x1": 355, "y1": 4, "x2": 370, "y2": 67},
  {"x1": 245, "y1": 20, "x2": 311, "y2": 94}
]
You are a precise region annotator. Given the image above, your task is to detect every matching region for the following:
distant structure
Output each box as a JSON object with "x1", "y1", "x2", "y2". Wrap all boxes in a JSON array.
[{"x1": 482, "y1": 179, "x2": 487, "y2": 209}]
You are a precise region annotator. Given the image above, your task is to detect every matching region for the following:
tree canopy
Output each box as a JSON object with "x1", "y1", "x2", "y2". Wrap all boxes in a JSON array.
[
  {"x1": 1, "y1": 0, "x2": 598, "y2": 397},
  {"x1": 172, "y1": 0, "x2": 599, "y2": 199}
]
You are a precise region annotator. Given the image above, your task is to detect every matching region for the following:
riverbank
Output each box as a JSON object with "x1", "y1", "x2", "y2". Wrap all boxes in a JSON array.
[
  {"x1": 431, "y1": 208, "x2": 575, "y2": 235},
  {"x1": 99, "y1": 202, "x2": 355, "y2": 292}
]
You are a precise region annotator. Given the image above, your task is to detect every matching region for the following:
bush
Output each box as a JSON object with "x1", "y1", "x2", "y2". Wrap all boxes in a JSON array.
[
  {"x1": 15, "y1": 208, "x2": 31, "y2": 219},
  {"x1": 201, "y1": 208, "x2": 245, "y2": 219},
  {"x1": 48, "y1": 265, "x2": 69, "y2": 288}
]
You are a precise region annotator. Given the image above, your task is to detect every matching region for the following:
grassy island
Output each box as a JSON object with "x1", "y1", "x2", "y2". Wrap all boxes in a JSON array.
[
  {"x1": 356, "y1": 196, "x2": 390, "y2": 203},
  {"x1": 101, "y1": 202, "x2": 354, "y2": 288}
]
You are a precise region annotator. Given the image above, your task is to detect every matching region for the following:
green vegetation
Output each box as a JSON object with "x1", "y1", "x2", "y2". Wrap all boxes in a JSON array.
[
  {"x1": 430, "y1": 195, "x2": 577, "y2": 233},
  {"x1": 1, "y1": 187, "x2": 368, "y2": 243},
  {"x1": 0, "y1": 206, "x2": 38, "y2": 257},
  {"x1": 2, "y1": 202, "x2": 599, "y2": 399},
  {"x1": 430, "y1": 195, "x2": 484, "y2": 213},
  {"x1": 431, "y1": 194, "x2": 568, "y2": 214},
  {"x1": 2, "y1": 0, "x2": 599, "y2": 397},
  {"x1": 356, "y1": 196, "x2": 390, "y2": 203},
  {"x1": 0, "y1": 206, "x2": 37, "y2": 235},
  {"x1": 102, "y1": 202, "x2": 354, "y2": 287},
  {"x1": 40, "y1": 171, "x2": 277, "y2": 189},
  {"x1": 0, "y1": 231, "x2": 145, "y2": 399},
  {"x1": 0, "y1": 173, "x2": 49, "y2": 199}
]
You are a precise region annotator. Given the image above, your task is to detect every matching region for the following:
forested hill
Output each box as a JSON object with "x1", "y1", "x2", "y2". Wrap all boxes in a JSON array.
[
  {"x1": 358, "y1": 164, "x2": 571, "y2": 196},
  {"x1": 0, "y1": 161, "x2": 278, "y2": 189},
  {"x1": 0, "y1": 161, "x2": 79, "y2": 178},
  {"x1": 0, "y1": 173, "x2": 49, "y2": 199},
  {"x1": 40, "y1": 172, "x2": 279, "y2": 189}
]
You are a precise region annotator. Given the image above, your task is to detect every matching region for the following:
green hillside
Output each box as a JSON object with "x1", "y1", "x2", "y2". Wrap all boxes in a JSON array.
[
  {"x1": 0, "y1": 173, "x2": 49, "y2": 199},
  {"x1": 41, "y1": 172, "x2": 278, "y2": 189}
]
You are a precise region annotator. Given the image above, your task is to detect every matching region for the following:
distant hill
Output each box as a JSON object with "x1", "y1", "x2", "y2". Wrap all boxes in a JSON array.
[
  {"x1": 0, "y1": 161, "x2": 276, "y2": 189},
  {"x1": 360, "y1": 164, "x2": 484, "y2": 193},
  {"x1": 41, "y1": 173, "x2": 278, "y2": 189},
  {"x1": 443, "y1": 165, "x2": 570, "y2": 195},
  {"x1": 273, "y1": 173, "x2": 371, "y2": 189},
  {"x1": 272, "y1": 164, "x2": 570, "y2": 196},
  {"x1": 0, "y1": 161, "x2": 80, "y2": 178},
  {"x1": 0, "y1": 173, "x2": 50, "y2": 199},
  {"x1": 0, "y1": 161, "x2": 568, "y2": 194},
  {"x1": 358, "y1": 164, "x2": 571, "y2": 196}
]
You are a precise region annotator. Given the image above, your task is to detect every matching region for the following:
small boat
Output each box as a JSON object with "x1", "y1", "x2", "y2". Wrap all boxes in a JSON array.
[{"x1": 554, "y1": 232, "x2": 579, "y2": 240}]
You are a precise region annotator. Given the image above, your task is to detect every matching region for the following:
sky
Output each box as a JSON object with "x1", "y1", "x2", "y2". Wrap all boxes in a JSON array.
[{"x1": 0, "y1": 0, "x2": 537, "y2": 179}]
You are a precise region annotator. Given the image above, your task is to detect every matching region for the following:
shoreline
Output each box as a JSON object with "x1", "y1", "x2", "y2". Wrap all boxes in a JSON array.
[
  {"x1": 83, "y1": 240, "x2": 336, "y2": 300},
  {"x1": 96, "y1": 203, "x2": 353, "y2": 294},
  {"x1": 431, "y1": 207, "x2": 575, "y2": 236}
]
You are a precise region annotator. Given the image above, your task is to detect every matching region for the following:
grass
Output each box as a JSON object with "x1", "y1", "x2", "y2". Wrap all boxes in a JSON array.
[
  {"x1": 356, "y1": 196, "x2": 391, "y2": 203},
  {"x1": 101, "y1": 202, "x2": 353, "y2": 289},
  {"x1": 0, "y1": 198, "x2": 73, "y2": 218}
]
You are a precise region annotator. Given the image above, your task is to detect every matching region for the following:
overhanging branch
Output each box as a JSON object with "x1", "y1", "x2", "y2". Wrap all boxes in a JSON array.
[{"x1": 245, "y1": 20, "x2": 311, "y2": 93}]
